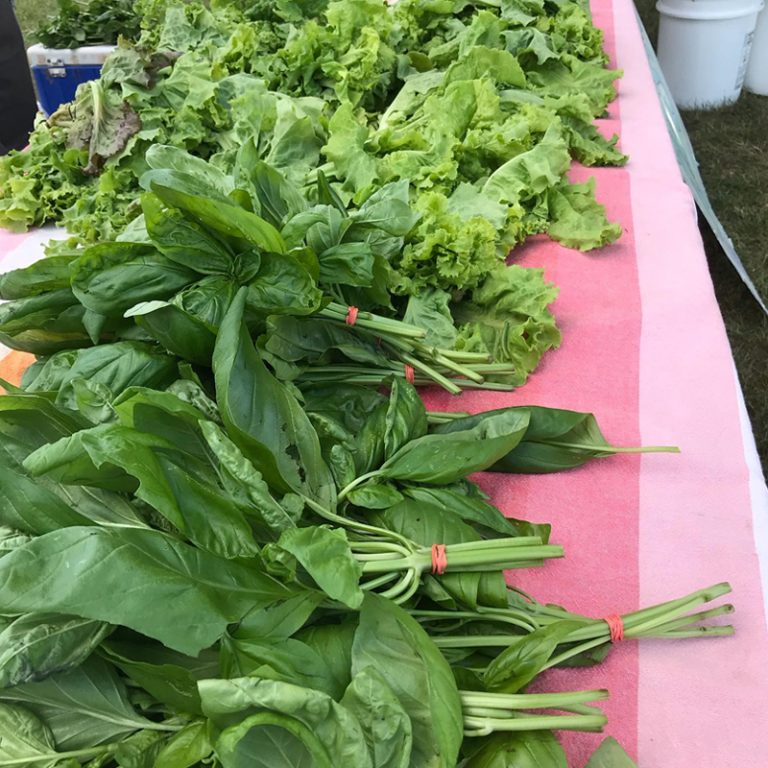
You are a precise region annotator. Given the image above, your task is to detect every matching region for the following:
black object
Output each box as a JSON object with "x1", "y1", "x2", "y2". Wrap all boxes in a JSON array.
[{"x1": 0, "y1": 1, "x2": 38, "y2": 155}]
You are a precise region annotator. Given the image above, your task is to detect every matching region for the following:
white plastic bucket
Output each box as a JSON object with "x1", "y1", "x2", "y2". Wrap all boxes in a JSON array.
[
  {"x1": 657, "y1": 0, "x2": 764, "y2": 108},
  {"x1": 745, "y1": 7, "x2": 768, "y2": 94}
]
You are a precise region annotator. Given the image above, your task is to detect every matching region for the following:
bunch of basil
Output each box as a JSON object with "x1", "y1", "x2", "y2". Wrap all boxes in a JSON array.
[
  {"x1": 0, "y1": 145, "x2": 561, "y2": 389},
  {"x1": 0, "y1": 281, "x2": 732, "y2": 766}
]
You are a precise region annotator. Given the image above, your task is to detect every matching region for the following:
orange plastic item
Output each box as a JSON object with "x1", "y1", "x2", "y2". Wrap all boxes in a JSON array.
[{"x1": 0, "y1": 351, "x2": 34, "y2": 390}]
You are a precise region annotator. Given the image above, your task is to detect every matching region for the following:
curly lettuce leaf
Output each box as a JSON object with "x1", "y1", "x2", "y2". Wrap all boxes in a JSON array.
[
  {"x1": 482, "y1": 122, "x2": 571, "y2": 204},
  {"x1": 394, "y1": 191, "x2": 502, "y2": 294},
  {"x1": 547, "y1": 178, "x2": 622, "y2": 251},
  {"x1": 324, "y1": 104, "x2": 379, "y2": 199},
  {"x1": 453, "y1": 264, "x2": 561, "y2": 386},
  {"x1": 527, "y1": 54, "x2": 621, "y2": 116},
  {"x1": 50, "y1": 81, "x2": 141, "y2": 176},
  {"x1": 0, "y1": 124, "x2": 88, "y2": 233}
]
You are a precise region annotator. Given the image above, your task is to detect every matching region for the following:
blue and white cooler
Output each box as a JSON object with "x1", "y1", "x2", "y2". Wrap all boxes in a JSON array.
[{"x1": 26, "y1": 44, "x2": 115, "y2": 116}]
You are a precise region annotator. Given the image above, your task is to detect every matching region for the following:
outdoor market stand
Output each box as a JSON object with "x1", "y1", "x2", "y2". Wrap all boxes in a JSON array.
[{"x1": 1, "y1": 1, "x2": 767, "y2": 765}]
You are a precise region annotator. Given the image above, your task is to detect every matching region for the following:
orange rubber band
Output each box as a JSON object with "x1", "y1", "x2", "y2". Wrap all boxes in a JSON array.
[
  {"x1": 346, "y1": 306, "x2": 359, "y2": 326},
  {"x1": 404, "y1": 364, "x2": 415, "y2": 384},
  {"x1": 431, "y1": 544, "x2": 448, "y2": 575},
  {"x1": 604, "y1": 614, "x2": 625, "y2": 643}
]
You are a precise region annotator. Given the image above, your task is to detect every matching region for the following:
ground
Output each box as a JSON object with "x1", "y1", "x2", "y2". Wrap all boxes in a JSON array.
[{"x1": 12, "y1": 0, "x2": 768, "y2": 470}]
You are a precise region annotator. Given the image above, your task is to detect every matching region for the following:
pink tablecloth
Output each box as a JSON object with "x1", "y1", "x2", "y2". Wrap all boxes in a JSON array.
[
  {"x1": 2, "y1": 1, "x2": 767, "y2": 764},
  {"x1": 426, "y1": 0, "x2": 768, "y2": 763}
]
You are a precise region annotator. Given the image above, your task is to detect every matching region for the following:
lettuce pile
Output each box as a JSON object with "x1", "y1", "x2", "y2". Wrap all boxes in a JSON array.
[
  {"x1": 0, "y1": 0, "x2": 627, "y2": 385},
  {"x1": 1, "y1": 0, "x2": 623, "y2": 252}
]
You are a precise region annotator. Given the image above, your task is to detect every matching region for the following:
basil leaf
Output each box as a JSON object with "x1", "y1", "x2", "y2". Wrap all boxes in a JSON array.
[
  {"x1": 214, "y1": 712, "x2": 334, "y2": 768},
  {"x1": 303, "y1": 385, "x2": 386, "y2": 438},
  {"x1": 22, "y1": 342, "x2": 179, "y2": 409},
  {"x1": 152, "y1": 720, "x2": 213, "y2": 768},
  {"x1": 114, "y1": 730, "x2": 169, "y2": 768},
  {"x1": 151, "y1": 184, "x2": 286, "y2": 255},
  {"x1": 175, "y1": 276, "x2": 238, "y2": 329},
  {"x1": 0, "y1": 527, "x2": 34, "y2": 555},
  {"x1": 302, "y1": 205, "x2": 350, "y2": 254},
  {"x1": 492, "y1": 406, "x2": 614, "y2": 473},
  {"x1": 71, "y1": 242, "x2": 197, "y2": 317},
  {"x1": 112, "y1": 388, "x2": 210, "y2": 458},
  {"x1": 0, "y1": 459, "x2": 92, "y2": 534},
  {"x1": 0, "y1": 441, "x2": 146, "y2": 532},
  {"x1": 402, "y1": 289, "x2": 458, "y2": 349},
  {"x1": 0, "y1": 394, "x2": 86, "y2": 457},
  {"x1": 341, "y1": 667, "x2": 412, "y2": 768},
  {"x1": 244, "y1": 160, "x2": 308, "y2": 229},
  {"x1": 294, "y1": 622, "x2": 357, "y2": 700},
  {"x1": 465, "y1": 731, "x2": 568, "y2": 767},
  {"x1": 274, "y1": 526, "x2": 363, "y2": 609},
  {"x1": 381, "y1": 410, "x2": 531, "y2": 484},
  {"x1": 585, "y1": 737, "x2": 638, "y2": 768},
  {"x1": 200, "y1": 421, "x2": 298, "y2": 538},
  {"x1": 328, "y1": 445, "x2": 357, "y2": 489},
  {"x1": 101, "y1": 641, "x2": 219, "y2": 717},
  {"x1": 401, "y1": 486, "x2": 549, "y2": 541},
  {"x1": 337, "y1": 251, "x2": 394, "y2": 311},
  {"x1": 142, "y1": 193, "x2": 235, "y2": 275},
  {"x1": 349, "y1": 180, "x2": 419, "y2": 236},
  {"x1": 234, "y1": 593, "x2": 324, "y2": 643},
  {"x1": 127, "y1": 301, "x2": 217, "y2": 366},
  {"x1": 219, "y1": 637, "x2": 340, "y2": 697},
  {"x1": 25, "y1": 424, "x2": 261, "y2": 559},
  {"x1": 316, "y1": 170, "x2": 346, "y2": 214},
  {"x1": 281, "y1": 207, "x2": 338, "y2": 251},
  {"x1": 0, "y1": 614, "x2": 110, "y2": 689},
  {"x1": 352, "y1": 593, "x2": 463, "y2": 768},
  {"x1": 433, "y1": 405, "x2": 616, "y2": 473},
  {"x1": 372, "y1": 499, "x2": 479, "y2": 545},
  {"x1": 247, "y1": 254, "x2": 322, "y2": 316},
  {"x1": 214, "y1": 288, "x2": 336, "y2": 508},
  {"x1": 354, "y1": 401, "x2": 389, "y2": 475},
  {"x1": 0, "y1": 527, "x2": 290, "y2": 655},
  {"x1": 347, "y1": 484, "x2": 404, "y2": 509},
  {"x1": 0, "y1": 657, "x2": 155, "y2": 750},
  {"x1": 0, "y1": 290, "x2": 90, "y2": 355},
  {"x1": 483, "y1": 620, "x2": 587, "y2": 693},
  {"x1": 317, "y1": 242, "x2": 375, "y2": 287},
  {"x1": 154, "y1": 720, "x2": 213, "y2": 768},
  {"x1": 200, "y1": 678, "x2": 372, "y2": 767},
  {"x1": 0, "y1": 255, "x2": 73, "y2": 300},
  {"x1": 383, "y1": 378, "x2": 427, "y2": 460},
  {"x1": 0, "y1": 701, "x2": 61, "y2": 767}
]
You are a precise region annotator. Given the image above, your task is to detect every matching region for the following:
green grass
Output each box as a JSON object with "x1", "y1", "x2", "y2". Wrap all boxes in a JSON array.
[
  {"x1": 15, "y1": 0, "x2": 58, "y2": 47},
  {"x1": 635, "y1": 0, "x2": 768, "y2": 472}
]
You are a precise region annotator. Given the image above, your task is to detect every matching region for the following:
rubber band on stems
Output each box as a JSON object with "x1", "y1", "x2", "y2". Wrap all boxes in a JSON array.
[
  {"x1": 345, "y1": 306, "x2": 359, "y2": 326},
  {"x1": 431, "y1": 544, "x2": 448, "y2": 575},
  {"x1": 604, "y1": 614, "x2": 625, "y2": 643},
  {"x1": 404, "y1": 364, "x2": 415, "y2": 384}
]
